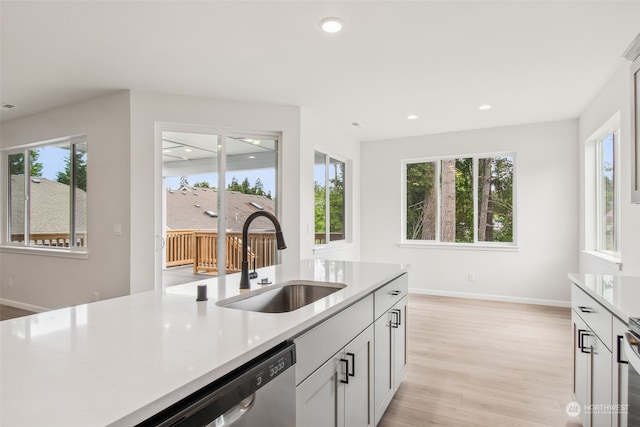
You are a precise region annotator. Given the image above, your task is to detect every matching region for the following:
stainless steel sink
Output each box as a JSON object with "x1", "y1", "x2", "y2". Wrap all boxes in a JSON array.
[{"x1": 217, "y1": 281, "x2": 346, "y2": 313}]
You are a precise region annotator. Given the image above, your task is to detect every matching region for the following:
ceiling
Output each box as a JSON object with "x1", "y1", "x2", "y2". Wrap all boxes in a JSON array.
[{"x1": 1, "y1": 1, "x2": 639, "y2": 142}]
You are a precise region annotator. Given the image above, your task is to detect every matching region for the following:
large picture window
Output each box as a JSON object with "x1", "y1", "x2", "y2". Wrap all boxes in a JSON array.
[
  {"x1": 314, "y1": 151, "x2": 346, "y2": 245},
  {"x1": 5, "y1": 136, "x2": 87, "y2": 250},
  {"x1": 404, "y1": 154, "x2": 515, "y2": 245}
]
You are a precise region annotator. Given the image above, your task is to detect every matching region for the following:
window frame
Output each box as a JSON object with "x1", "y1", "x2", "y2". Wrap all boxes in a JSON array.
[
  {"x1": 400, "y1": 151, "x2": 517, "y2": 249},
  {"x1": 2, "y1": 135, "x2": 88, "y2": 255},
  {"x1": 592, "y1": 128, "x2": 620, "y2": 258},
  {"x1": 313, "y1": 149, "x2": 349, "y2": 248}
]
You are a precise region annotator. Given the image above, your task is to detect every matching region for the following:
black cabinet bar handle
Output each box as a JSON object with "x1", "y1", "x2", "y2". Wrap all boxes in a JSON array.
[
  {"x1": 391, "y1": 310, "x2": 400, "y2": 328},
  {"x1": 617, "y1": 335, "x2": 629, "y2": 364},
  {"x1": 347, "y1": 353, "x2": 355, "y2": 377},
  {"x1": 578, "y1": 306, "x2": 594, "y2": 313},
  {"x1": 340, "y1": 358, "x2": 349, "y2": 384},
  {"x1": 389, "y1": 290, "x2": 402, "y2": 296},
  {"x1": 579, "y1": 329, "x2": 591, "y2": 354}
]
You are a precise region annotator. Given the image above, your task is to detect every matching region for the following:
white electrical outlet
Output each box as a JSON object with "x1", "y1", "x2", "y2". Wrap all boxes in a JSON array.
[
  {"x1": 8, "y1": 277, "x2": 14, "y2": 287},
  {"x1": 468, "y1": 273, "x2": 476, "y2": 282},
  {"x1": 94, "y1": 292, "x2": 99, "y2": 301},
  {"x1": 114, "y1": 224, "x2": 122, "y2": 236}
]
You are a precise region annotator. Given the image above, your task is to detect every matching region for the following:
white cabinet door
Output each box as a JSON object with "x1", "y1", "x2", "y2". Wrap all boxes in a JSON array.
[
  {"x1": 296, "y1": 352, "x2": 345, "y2": 427},
  {"x1": 573, "y1": 312, "x2": 590, "y2": 427},
  {"x1": 613, "y1": 318, "x2": 629, "y2": 427},
  {"x1": 344, "y1": 326, "x2": 374, "y2": 427},
  {"x1": 392, "y1": 297, "x2": 408, "y2": 391},
  {"x1": 591, "y1": 331, "x2": 613, "y2": 427},
  {"x1": 374, "y1": 310, "x2": 393, "y2": 425}
]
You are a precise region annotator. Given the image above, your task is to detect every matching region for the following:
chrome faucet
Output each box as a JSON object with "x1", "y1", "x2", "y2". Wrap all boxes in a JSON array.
[{"x1": 239, "y1": 211, "x2": 286, "y2": 289}]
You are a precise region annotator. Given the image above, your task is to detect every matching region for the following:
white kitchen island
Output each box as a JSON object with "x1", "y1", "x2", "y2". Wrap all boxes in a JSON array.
[{"x1": 0, "y1": 260, "x2": 407, "y2": 427}]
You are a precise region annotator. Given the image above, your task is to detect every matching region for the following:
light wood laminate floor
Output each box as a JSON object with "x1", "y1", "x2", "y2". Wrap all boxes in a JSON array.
[{"x1": 379, "y1": 294, "x2": 582, "y2": 427}]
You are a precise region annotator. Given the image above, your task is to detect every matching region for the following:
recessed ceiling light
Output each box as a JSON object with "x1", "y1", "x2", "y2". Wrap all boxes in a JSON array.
[
  {"x1": 320, "y1": 17, "x2": 344, "y2": 33},
  {"x1": 407, "y1": 115, "x2": 418, "y2": 120},
  {"x1": 478, "y1": 105, "x2": 492, "y2": 111},
  {"x1": 184, "y1": 148, "x2": 192, "y2": 152},
  {"x1": 249, "y1": 155, "x2": 256, "y2": 159}
]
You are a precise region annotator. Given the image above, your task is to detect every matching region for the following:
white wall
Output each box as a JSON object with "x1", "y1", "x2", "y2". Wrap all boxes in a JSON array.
[
  {"x1": 0, "y1": 91, "x2": 131, "y2": 310},
  {"x1": 579, "y1": 64, "x2": 640, "y2": 275},
  {"x1": 129, "y1": 92, "x2": 302, "y2": 293},
  {"x1": 300, "y1": 108, "x2": 361, "y2": 262},
  {"x1": 360, "y1": 120, "x2": 579, "y2": 305}
]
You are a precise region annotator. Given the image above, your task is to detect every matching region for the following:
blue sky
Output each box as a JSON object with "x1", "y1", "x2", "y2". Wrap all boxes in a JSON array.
[{"x1": 34, "y1": 146, "x2": 67, "y2": 180}]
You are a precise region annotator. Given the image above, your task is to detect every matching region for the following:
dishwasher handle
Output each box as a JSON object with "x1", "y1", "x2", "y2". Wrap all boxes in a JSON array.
[{"x1": 206, "y1": 394, "x2": 255, "y2": 426}]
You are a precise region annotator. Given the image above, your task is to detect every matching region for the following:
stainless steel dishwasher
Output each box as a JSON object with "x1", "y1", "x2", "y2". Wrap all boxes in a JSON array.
[{"x1": 137, "y1": 341, "x2": 296, "y2": 427}]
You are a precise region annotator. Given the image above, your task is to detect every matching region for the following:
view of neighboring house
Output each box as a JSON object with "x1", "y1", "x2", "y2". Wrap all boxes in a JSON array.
[
  {"x1": 165, "y1": 186, "x2": 276, "y2": 232},
  {"x1": 9, "y1": 176, "x2": 87, "y2": 246}
]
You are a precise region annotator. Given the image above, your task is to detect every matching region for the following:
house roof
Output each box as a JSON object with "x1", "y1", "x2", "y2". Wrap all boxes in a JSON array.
[
  {"x1": 10, "y1": 177, "x2": 275, "y2": 236},
  {"x1": 10, "y1": 176, "x2": 87, "y2": 235},
  {"x1": 165, "y1": 186, "x2": 276, "y2": 232}
]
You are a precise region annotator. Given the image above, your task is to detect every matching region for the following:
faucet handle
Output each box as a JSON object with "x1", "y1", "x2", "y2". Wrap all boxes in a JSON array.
[{"x1": 249, "y1": 271, "x2": 258, "y2": 279}]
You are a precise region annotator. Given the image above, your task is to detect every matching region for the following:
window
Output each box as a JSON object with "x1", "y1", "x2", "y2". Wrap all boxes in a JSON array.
[
  {"x1": 595, "y1": 131, "x2": 618, "y2": 255},
  {"x1": 314, "y1": 151, "x2": 346, "y2": 245},
  {"x1": 5, "y1": 136, "x2": 87, "y2": 250},
  {"x1": 403, "y1": 154, "x2": 515, "y2": 245}
]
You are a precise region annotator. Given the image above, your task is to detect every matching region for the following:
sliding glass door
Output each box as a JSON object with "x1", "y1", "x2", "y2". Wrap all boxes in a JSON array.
[{"x1": 159, "y1": 127, "x2": 279, "y2": 287}]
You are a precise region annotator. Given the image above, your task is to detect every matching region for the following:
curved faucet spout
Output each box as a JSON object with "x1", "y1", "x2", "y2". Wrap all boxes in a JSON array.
[{"x1": 239, "y1": 211, "x2": 286, "y2": 289}]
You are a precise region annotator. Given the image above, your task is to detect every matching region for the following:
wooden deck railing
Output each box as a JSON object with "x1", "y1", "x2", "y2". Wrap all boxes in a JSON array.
[
  {"x1": 164, "y1": 230, "x2": 276, "y2": 275},
  {"x1": 11, "y1": 233, "x2": 87, "y2": 247}
]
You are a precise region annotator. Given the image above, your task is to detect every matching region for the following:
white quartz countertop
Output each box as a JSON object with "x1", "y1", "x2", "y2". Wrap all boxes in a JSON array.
[
  {"x1": 568, "y1": 273, "x2": 640, "y2": 322},
  {"x1": 1, "y1": 260, "x2": 407, "y2": 427}
]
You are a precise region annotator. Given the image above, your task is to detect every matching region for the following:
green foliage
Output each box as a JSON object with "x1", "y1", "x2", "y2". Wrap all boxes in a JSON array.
[
  {"x1": 56, "y1": 151, "x2": 87, "y2": 192},
  {"x1": 193, "y1": 181, "x2": 213, "y2": 189},
  {"x1": 227, "y1": 176, "x2": 272, "y2": 199},
  {"x1": 9, "y1": 151, "x2": 43, "y2": 177},
  {"x1": 484, "y1": 156, "x2": 514, "y2": 242},
  {"x1": 314, "y1": 161, "x2": 345, "y2": 242},
  {"x1": 454, "y1": 158, "x2": 473, "y2": 243},
  {"x1": 405, "y1": 162, "x2": 435, "y2": 240},
  {"x1": 405, "y1": 156, "x2": 513, "y2": 243}
]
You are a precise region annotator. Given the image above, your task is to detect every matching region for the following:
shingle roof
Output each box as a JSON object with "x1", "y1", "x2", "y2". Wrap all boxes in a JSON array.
[
  {"x1": 166, "y1": 186, "x2": 276, "y2": 231},
  {"x1": 10, "y1": 176, "x2": 87, "y2": 235},
  {"x1": 9, "y1": 176, "x2": 275, "y2": 236}
]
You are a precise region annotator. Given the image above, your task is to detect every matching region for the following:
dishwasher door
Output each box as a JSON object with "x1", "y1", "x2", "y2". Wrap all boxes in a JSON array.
[{"x1": 137, "y1": 341, "x2": 296, "y2": 427}]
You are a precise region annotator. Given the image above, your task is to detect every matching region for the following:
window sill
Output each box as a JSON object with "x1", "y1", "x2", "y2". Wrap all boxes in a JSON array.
[
  {"x1": 581, "y1": 250, "x2": 622, "y2": 271},
  {"x1": 398, "y1": 241, "x2": 520, "y2": 252},
  {"x1": 0, "y1": 245, "x2": 89, "y2": 259},
  {"x1": 313, "y1": 242, "x2": 354, "y2": 254}
]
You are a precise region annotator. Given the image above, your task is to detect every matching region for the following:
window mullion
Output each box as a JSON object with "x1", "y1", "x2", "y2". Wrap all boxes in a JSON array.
[
  {"x1": 70, "y1": 142, "x2": 77, "y2": 247},
  {"x1": 24, "y1": 149, "x2": 30, "y2": 247},
  {"x1": 325, "y1": 155, "x2": 330, "y2": 244},
  {"x1": 435, "y1": 160, "x2": 441, "y2": 242},
  {"x1": 472, "y1": 157, "x2": 478, "y2": 243}
]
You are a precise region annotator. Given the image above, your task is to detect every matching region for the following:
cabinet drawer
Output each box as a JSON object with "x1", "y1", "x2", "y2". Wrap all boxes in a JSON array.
[
  {"x1": 294, "y1": 294, "x2": 374, "y2": 385},
  {"x1": 374, "y1": 273, "x2": 408, "y2": 320},
  {"x1": 572, "y1": 284, "x2": 612, "y2": 351}
]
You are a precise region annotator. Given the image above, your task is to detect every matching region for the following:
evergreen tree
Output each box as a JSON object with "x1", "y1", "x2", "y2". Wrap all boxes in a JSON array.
[
  {"x1": 9, "y1": 151, "x2": 43, "y2": 177},
  {"x1": 193, "y1": 181, "x2": 212, "y2": 189},
  {"x1": 56, "y1": 151, "x2": 87, "y2": 191}
]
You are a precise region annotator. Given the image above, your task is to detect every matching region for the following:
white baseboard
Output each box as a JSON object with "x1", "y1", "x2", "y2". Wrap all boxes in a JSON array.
[
  {"x1": 409, "y1": 288, "x2": 570, "y2": 308},
  {"x1": 0, "y1": 298, "x2": 50, "y2": 313}
]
